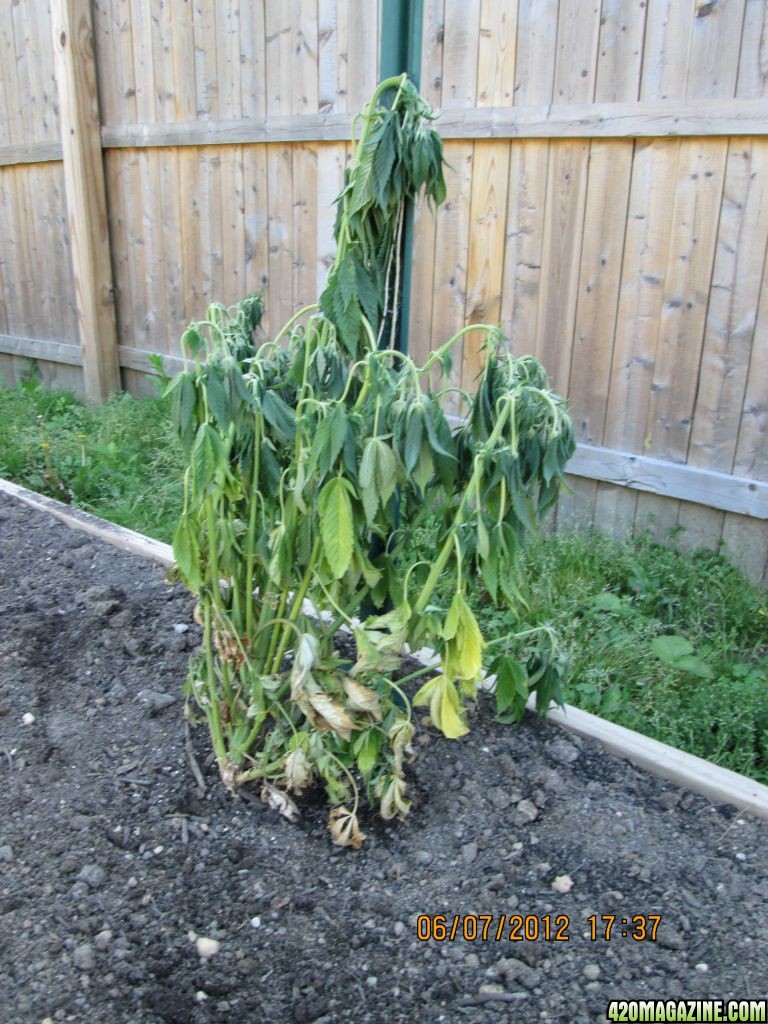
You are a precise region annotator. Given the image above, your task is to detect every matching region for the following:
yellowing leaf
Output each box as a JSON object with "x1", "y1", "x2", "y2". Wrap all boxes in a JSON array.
[
  {"x1": 413, "y1": 674, "x2": 441, "y2": 708},
  {"x1": 328, "y1": 806, "x2": 365, "y2": 849},
  {"x1": 343, "y1": 678, "x2": 382, "y2": 720},
  {"x1": 419, "y1": 675, "x2": 469, "y2": 739},
  {"x1": 441, "y1": 594, "x2": 485, "y2": 682},
  {"x1": 438, "y1": 681, "x2": 469, "y2": 739}
]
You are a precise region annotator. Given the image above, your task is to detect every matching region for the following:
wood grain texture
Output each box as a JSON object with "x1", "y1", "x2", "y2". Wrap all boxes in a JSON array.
[{"x1": 51, "y1": 0, "x2": 120, "y2": 400}]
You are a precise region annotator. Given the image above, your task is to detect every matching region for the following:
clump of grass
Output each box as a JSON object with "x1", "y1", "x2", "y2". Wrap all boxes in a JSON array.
[
  {"x1": 0, "y1": 375, "x2": 184, "y2": 541},
  {"x1": 509, "y1": 529, "x2": 767, "y2": 783}
]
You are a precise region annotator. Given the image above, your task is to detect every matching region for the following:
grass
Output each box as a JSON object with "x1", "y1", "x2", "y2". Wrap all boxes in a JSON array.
[
  {"x1": 479, "y1": 529, "x2": 768, "y2": 783},
  {"x1": 0, "y1": 375, "x2": 766, "y2": 783},
  {"x1": 0, "y1": 375, "x2": 184, "y2": 541}
]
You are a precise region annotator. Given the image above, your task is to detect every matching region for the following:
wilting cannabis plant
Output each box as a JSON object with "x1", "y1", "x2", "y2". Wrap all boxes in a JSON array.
[{"x1": 167, "y1": 75, "x2": 575, "y2": 848}]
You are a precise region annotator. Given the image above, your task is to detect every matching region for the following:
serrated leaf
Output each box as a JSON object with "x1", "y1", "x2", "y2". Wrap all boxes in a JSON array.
[
  {"x1": 424, "y1": 402, "x2": 456, "y2": 460},
  {"x1": 307, "y1": 689, "x2": 357, "y2": 741},
  {"x1": 412, "y1": 442, "x2": 434, "y2": 492},
  {"x1": 328, "y1": 806, "x2": 365, "y2": 849},
  {"x1": 192, "y1": 423, "x2": 224, "y2": 494},
  {"x1": 375, "y1": 441, "x2": 397, "y2": 505},
  {"x1": 481, "y1": 547, "x2": 498, "y2": 603},
  {"x1": 355, "y1": 257, "x2": 380, "y2": 327},
  {"x1": 205, "y1": 366, "x2": 230, "y2": 429},
  {"x1": 172, "y1": 516, "x2": 201, "y2": 590},
  {"x1": 167, "y1": 371, "x2": 197, "y2": 450},
  {"x1": 328, "y1": 404, "x2": 348, "y2": 467},
  {"x1": 338, "y1": 253, "x2": 357, "y2": 310},
  {"x1": 362, "y1": 480, "x2": 379, "y2": 525},
  {"x1": 355, "y1": 730, "x2": 382, "y2": 778},
  {"x1": 262, "y1": 390, "x2": 296, "y2": 443},
  {"x1": 371, "y1": 115, "x2": 397, "y2": 209},
  {"x1": 493, "y1": 655, "x2": 528, "y2": 718},
  {"x1": 404, "y1": 408, "x2": 423, "y2": 472},
  {"x1": 343, "y1": 678, "x2": 382, "y2": 720},
  {"x1": 318, "y1": 477, "x2": 354, "y2": 579},
  {"x1": 360, "y1": 438, "x2": 378, "y2": 489},
  {"x1": 477, "y1": 515, "x2": 490, "y2": 560}
]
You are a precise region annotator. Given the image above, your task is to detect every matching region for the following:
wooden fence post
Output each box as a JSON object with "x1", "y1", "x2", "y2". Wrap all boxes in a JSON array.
[{"x1": 51, "y1": 0, "x2": 120, "y2": 401}]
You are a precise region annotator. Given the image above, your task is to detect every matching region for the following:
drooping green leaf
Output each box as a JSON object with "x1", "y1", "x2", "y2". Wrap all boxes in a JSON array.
[
  {"x1": 404, "y1": 408, "x2": 423, "y2": 472},
  {"x1": 328, "y1": 404, "x2": 348, "y2": 467},
  {"x1": 355, "y1": 729, "x2": 382, "y2": 777},
  {"x1": 318, "y1": 477, "x2": 354, "y2": 579},
  {"x1": 375, "y1": 441, "x2": 397, "y2": 506},
  {"x1": 205, "y1": 365, "x2": 231, "y2": 429},
  {"x1": 493, "y1": 655, "x2": 528, "y2": 720},
  {"x1": 354, "y1": 257, "x2": 380, "y2": 327},
  {"x1": 172, "y1": 516, "x2": 201, "y2": 590},
  {"x1": 192, "y1": 423, "x2": 224, "y2": 494},
  {"x1": 262, "y1": 390, "x2": 296, "y2": 443}
]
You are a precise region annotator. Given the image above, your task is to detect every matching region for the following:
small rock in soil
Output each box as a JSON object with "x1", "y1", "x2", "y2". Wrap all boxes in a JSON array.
[
  {"x1": 135, "y1": 689, "x2": 176, "y2": 714},
  {"x1": 516, "y1": 798, "x2": 539, "y2": 823},
  {"x1": 548, "y1": 737, "x2": 580, "y2": 764},
  {"x1": 72, "y1": 943, "x2": 95, "y2": 971},
  {"x1": 461, "y1": 841, "x2": 478, "y2": 865},
  {"x1": 0, "y1": 845, "x2": 14, "y2": 863},
  {"x1": 77, "y1": 864, "x2": 107, "y2": 889},
  {"x1": 551, "y1": 874, "x2": 574, "y2": 893}
]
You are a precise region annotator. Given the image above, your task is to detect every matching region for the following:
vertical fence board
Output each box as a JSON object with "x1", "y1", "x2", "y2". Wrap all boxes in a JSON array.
[{"x1": 52, "y1": 0, "x2": 120, "y2": 400}]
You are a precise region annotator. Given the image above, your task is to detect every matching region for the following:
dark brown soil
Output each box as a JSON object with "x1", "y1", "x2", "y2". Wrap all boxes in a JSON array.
[{"x1": 0, "y1": 492, "x2": 766, "y2": 1024}]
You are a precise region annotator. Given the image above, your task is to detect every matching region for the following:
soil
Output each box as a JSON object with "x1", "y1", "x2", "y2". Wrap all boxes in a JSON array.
[{"x1": 0, "y1": 491, "x2": 766, "y2": 1024}]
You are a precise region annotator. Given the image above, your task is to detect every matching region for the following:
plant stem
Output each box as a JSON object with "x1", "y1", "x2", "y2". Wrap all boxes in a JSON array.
[{"x1": 269, "y1": 538, "x2": 321, "y2": 674}]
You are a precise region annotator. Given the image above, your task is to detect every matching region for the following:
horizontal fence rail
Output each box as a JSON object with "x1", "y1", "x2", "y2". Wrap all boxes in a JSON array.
[{"x1": 4, "y1": 99, "x2": 768, "y2": 168}]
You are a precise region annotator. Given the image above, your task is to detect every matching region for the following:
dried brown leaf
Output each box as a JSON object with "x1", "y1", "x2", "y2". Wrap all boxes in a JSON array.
[
  {"x1": 260, "y1": 784, "x2": 300, "y2": 822},
  {"x1": 328, "y1": 806, "x2": 365, "y2": 850},
  {"x1": 343, "y1": 678, "x2": 382, "y2": 720}
]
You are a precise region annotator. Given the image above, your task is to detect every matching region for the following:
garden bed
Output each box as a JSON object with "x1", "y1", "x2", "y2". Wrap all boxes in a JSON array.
[{"x1": 1, "y1": 491, "x2": 766, "y2": 1024}]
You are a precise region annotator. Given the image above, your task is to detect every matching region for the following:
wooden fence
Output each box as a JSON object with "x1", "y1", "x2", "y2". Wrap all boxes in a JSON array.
[{"x1": 1, "y1": 0, "x2": 767, "y2": 583}]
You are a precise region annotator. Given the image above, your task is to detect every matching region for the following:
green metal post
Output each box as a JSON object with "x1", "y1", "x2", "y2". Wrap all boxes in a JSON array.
[{"x1": 379, "y1": 0, "x2": 424, "y2": 357}]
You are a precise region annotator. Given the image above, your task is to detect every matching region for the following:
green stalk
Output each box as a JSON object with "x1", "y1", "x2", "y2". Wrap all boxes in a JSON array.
[
  {"x1": 244, "y1": 415, "x2": 262, "y2": 637},
  {"x1": 420, "y1": 324, "x2": 498, "y2": 375},
  {"x1": 264, "y1": 587, "x2": 291, "y2": 671},
  {"x1": 202, "y1": 601, "x2": 228, "y2": 769},
  {"x1": 269, "y1": 538, "x2": 321, "y2": 675}
]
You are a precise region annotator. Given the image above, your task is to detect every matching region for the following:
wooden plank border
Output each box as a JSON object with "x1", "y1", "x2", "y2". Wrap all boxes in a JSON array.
[
  {"x1": 4, "y1": 98, "x2": 767, "y2": 167},
  {"x1": 0, "y1": 476, "x2": 173, "y2": 565},
  {"x1": 567, "y1": 444, "x2": 768, "y2": 520},
  {"x1": 3, "y1": 473, "x2": 766, "y2": 820}
]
